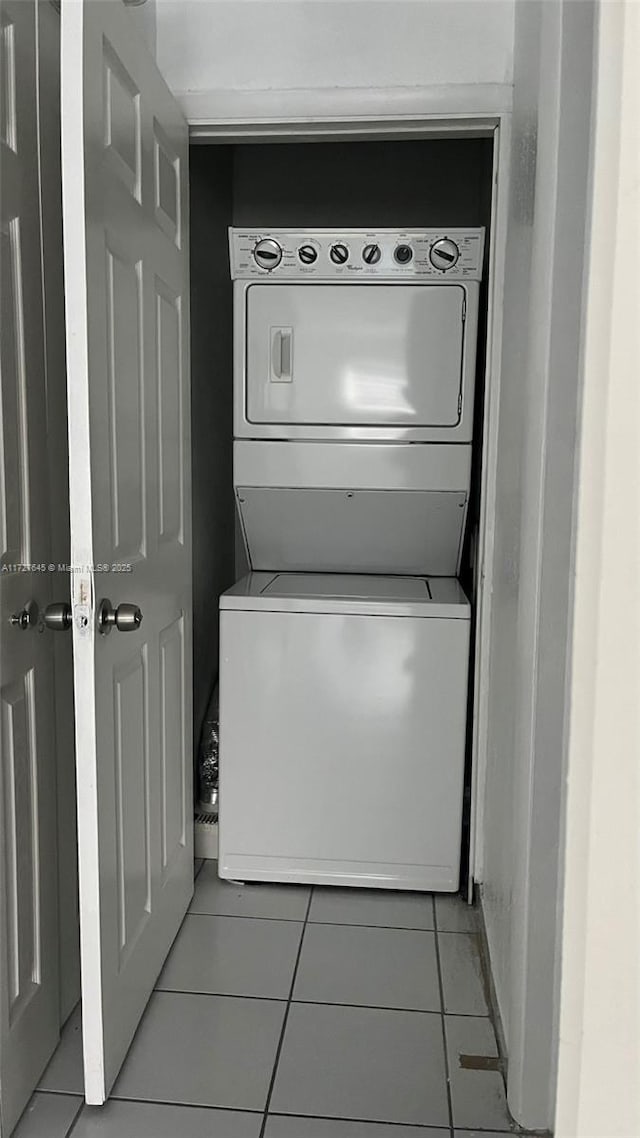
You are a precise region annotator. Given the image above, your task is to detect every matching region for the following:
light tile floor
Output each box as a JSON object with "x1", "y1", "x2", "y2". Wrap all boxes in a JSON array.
[{"x1": 22, "y1": 862, "x2": 522, "y2": 1137}]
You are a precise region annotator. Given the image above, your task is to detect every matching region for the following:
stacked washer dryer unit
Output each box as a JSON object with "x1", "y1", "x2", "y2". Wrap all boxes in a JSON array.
[{"x1": 219, "y1": 227, "x2": 485, "y2": 892}]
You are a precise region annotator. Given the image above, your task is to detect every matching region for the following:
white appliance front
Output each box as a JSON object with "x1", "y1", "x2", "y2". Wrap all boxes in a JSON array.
[
  {"x1": 246, "y1": 283, "x2": 466, "y2": 430},
  {"x1": 234, "y1": 440, "x2": 471, "y2": 576},
  {"x1": 219, "y1": 574, "x2": 470, "y2": 891},
  {"x1": 236, "y1": 486, "x2": 467, "y2": 576},
  {"x1": 235, "y1": 280, "x2": 479, "y2": 444}
]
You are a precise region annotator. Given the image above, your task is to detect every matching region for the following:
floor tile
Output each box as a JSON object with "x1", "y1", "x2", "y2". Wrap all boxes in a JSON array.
[
  {"x1": 270, "y1": 1002, "x2": 449, "y2": 1126},
  {"x1": 38, "y1": 1006, "x2": 84, "y2": 1094},
  {"x1": 14, "y1": 1093, "x2": 81, "y2": 1138},
  {"x1": 309, "y1": 887, "x2": 434, "y2": 930},
  {"x1": 112, "y1": 990, "x2": 285, "y2": 1110},
  {"x1": 158, "y1": 914, "x2": 302, "y2": 998},
  {"x1": 71, "y1": 1100, "x2": 262, "y2": 1137},
  {"x1": 439, "y1": 933, "x2": 488, "y2": 1015},
  {"x1": 435, "y1": 893, "x2": 478, "y2": 932},
  {"x1": 445, "y1": 1014, "x2": 512, "y2": 1131},
  {"x1": 191, "y1": 862, "x2": 310, "y2": 920},
  {"x1": 266, "y1": 1119, "x2": 448, "y2": 1137},
  {"x1": 293, "y1": 923, "x2": 441, "y2": 1011},
  {"x1": 454, "y1": 1132, "x2": 518, "y2": 1137}
]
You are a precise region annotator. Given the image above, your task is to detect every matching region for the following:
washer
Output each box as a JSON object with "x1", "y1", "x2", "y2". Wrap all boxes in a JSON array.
[{"x1": 219, "y1": 573, "x2": 470, "y2": 892}]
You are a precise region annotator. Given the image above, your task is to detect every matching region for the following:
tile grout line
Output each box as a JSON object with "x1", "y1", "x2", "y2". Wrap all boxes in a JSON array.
[
  {"x1": 55, "y1": 1088, "x2": 519, "y2": 1135},
  {"x1": 258, "y1": 886, "x2": 314, "y2": 1138},
  {"x1": 433, "y1": 895, "x2": 456, "y2": 1138},
  {"x1": 187, "y1": 909, "x2": 449, "y2": 931},
  {"x1": 155, "y1": 987, "x2": 479, "y2": 1017},
  {"x1": 35, "y1": 1089, "x2": 85, "y2": 1098},
  {"x1": 266, "y1": 1110, "x2": 517, "y2": 1132},
  {"x1": 98, "y1": 1093, "x2": 264, "y2": 1114},
  {"x1": 183, "y1": 910, "x2": 307, "y2": 925},
  {"x1": 265, "y1": 1113, "x2": 449, "y2": 1131},
  {"x1": 59, "y1": 1091, "x2": 518, "y2": 1134}
]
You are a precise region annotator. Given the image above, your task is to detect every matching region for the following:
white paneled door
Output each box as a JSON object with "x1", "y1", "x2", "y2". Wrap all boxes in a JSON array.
[
  {"x1": 61, "y1": 0, "x2": 192, "y2": 1103},
  {"x1": 0, "y1": 1, "x2": 60, "y2": 1133}
]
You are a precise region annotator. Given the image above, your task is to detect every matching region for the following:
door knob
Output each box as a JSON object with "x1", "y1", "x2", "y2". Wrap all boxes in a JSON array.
[
  {"x1": 98, "y1": 598, "x2": 143, "y2": 636},
  {"x1": 43, "y1": 602, "x2": 72, "y2": 631},
  {"x1": 10, "y1": 600, "x2": 38, "y2": 630}
]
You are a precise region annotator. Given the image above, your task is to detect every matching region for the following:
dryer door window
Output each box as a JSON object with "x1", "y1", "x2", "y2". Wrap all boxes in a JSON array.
[{"x1": 245, "y1": 283, "x2": 465, "y2": 428}]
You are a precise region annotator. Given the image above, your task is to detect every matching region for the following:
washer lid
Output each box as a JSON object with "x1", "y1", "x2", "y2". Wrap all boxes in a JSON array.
[
  {"x1": 220, "y1": 572, "x2": 470, "y2": 619},
  {"x1": 264, "y1": 573, "x2": 430, "y2": 602}
]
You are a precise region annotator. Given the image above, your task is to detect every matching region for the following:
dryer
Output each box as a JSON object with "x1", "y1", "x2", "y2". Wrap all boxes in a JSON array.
[{"x1": 230, "y1": 228, "x2": 485, "y2": 577}]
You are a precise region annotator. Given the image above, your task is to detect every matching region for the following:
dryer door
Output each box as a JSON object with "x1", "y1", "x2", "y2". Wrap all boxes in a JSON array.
[{"x1": 245, "y1": 283, "x2": 465, "y2": 429}]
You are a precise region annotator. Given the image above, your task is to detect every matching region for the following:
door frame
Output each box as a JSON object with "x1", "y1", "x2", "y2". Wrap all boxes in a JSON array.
[
  {"x1": 554, "y1": 0, "x2": 640, "y2": 1132},
  {"x1": 187, "y1": 101, "x2": 513, "y2": 901}
]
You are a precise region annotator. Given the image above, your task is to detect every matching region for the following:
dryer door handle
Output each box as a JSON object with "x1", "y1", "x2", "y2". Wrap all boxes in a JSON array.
[{"x1": 270, "y1": 326, "x2": 293, "y2": 383}]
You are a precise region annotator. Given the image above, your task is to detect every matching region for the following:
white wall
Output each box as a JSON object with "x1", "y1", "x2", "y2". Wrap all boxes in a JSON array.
[
  {"x1": 480, "y1": 0, "x2": 595, "y2": 1129},
  {"x1": 155, "y1": 0, "x2": 514, "y2": 97},
  {"x1": 555, "y1": 2, "x2": 640, "y2": 1134}
]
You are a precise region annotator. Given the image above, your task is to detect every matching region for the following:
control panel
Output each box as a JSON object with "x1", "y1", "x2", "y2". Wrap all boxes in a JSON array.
[{"x1": 229, "y1": 228, "x2": 485, "y2": 281}]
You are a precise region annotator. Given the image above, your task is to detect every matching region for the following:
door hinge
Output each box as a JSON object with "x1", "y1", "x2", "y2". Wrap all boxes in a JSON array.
[
  {"x1": 462, "y1": 295, "x2": 467, "y2": 323},
  {"x1": 458, "y1": 392, "x2": 463, "y2": 417}
]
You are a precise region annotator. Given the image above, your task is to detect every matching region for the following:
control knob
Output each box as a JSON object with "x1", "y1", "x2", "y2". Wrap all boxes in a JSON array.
[
  {"x1": 329, "y1": 243, "x2": 349, "y2": 265},
  {"x1": 394, "y1": 244, "x2": 414, "y2": 265},
  {"x1": 298, "y1": 244, "x2": 318, "y2": 265},
  {"x1": 362, "y1": 243, "x2": 381, "y2": 265},
  {"x1": 253, "y1": 238, "x2": 282, "y2": 270},
  {"x1": 429, "y1": 238, "x2": 460, "y2": 271}
]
